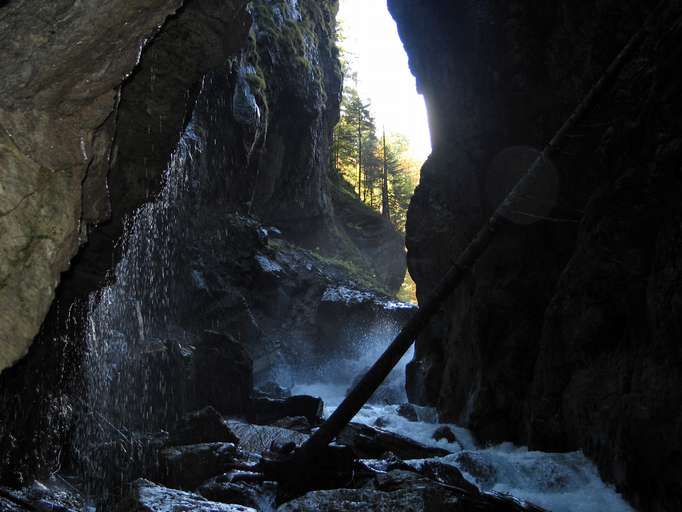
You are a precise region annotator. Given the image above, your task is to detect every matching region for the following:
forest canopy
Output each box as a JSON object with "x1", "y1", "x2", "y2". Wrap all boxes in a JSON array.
[
  {"x1": 330, "y1": 29, "x2": 421, "y2": 236},
  {"x1": 330, "y1": 22, "x2": 423, "y2": 302}
]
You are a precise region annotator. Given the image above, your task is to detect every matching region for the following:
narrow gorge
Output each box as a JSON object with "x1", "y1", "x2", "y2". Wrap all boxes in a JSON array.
[{"x1": 0, "y1": 1, "x2": 680, "y2": 511}]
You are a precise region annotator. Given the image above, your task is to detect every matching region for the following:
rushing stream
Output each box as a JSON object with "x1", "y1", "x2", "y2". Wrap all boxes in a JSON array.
[{"x1": 292, "y1": 332, "x2": 634, "y2": 512}]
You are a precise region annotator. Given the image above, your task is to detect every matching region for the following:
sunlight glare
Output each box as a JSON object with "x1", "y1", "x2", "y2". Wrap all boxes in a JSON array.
[{"x1": 338, "y1": 0, "x2": 432, "y2": 161}]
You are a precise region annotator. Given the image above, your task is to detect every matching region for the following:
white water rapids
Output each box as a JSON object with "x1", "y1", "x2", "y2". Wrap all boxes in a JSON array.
[{"x1": 290, "y1": 336, "x2": 634, "y2": 512}]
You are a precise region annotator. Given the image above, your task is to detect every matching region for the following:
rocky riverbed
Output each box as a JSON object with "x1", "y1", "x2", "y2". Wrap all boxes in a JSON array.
[{"x1": 0, "y1": 347, "x2": 634, "y2": 512}]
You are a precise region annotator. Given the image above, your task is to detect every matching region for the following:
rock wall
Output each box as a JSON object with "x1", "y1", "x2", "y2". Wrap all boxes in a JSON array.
[
  {"x1": 0, "y1": 0, "x2": 187, "y2": 373},
  {"x1": 0, "y1": 0, "x2": 406, "y2": 486},
  {"x1": 389, "y1": 0, "x2": 682, "y2": 510},
  {"x1": 246, "y1": 0, "x2": 406, "y2": 293},
  {"x1": 0, "y1": 0, "x2": 404, "y2": 375},
  {"x1": 0, "y1": 0, "x2": 251, "y2": 484}
]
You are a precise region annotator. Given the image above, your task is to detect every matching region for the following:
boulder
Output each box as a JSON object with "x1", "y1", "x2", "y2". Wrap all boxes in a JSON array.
[
  {"x1": 453, "y1": 452, "x2": 498, "y2": 488},
  {"x1": 278, "y1": 469, "x2": 546, "y2": 511},
  {"x1": 277, "y1": 486, "x2": 541, "y2": 512},
  {"x1": 336, "y1": 423, "x2": 449, "y2": 460},
  {"x1": 159, "y1": 443, "x2": 237, "y2": 490},
  {"x1": 374, "y1": 417, "x2": 390, "y2": 428},
  {"x1": 170, "y1": 407, "x2": 238, "y2": 447},
  {"x1": 189, "y1": 332, "x2": 253, "y2": 416},
  {"x1": 0, "y1": 497, "x2": 23, "y2": 512},
  {"x1": 198, "y1": 478, "x2": 275, "y2": 510},
  {"x1": 271, "y1": 416, "x2": 312, "y2": 433},
  {"x1": 277, "y1": 488, "x2": 435, "y2": 512},
  {"x1": 227, "y1": 422, "x2": 308, "y2": 454},
  {"x1": 371, "y1": 469, "x2": 432, "y2": 492},
  {"x1": 397, "y1": 404, "x2": 419, "y2": 422},
  {"x1": 382, "y1": 453, "x2": 418, "y2": 473},
  {"x1": 82, "y1": 431, "x2": 170, "y2": 496},
  {"x1": 104, "y1": 338, "x2": 191, "y2": 433},
  {"x1": 419, "y1": 461, "x2": 479, "y2": 494},
  {"x1": 264, "y1": 444, "x2": 356, "y2": 501},
  {"x1": 316, "y1": 286, "x2": 414, "y2": 361},
  {"x1": 255, "y1": 382, "x2": 292, "y2": 400},
  {"x1": 432, "y1": 426, "x2": 457, "y2": 444},
  {"x1": 248, "y1": 396, "x2": 323, "y2": 426},
  {"x1": 117, "y1": 479, "x2": 255, "y2": 511},
  {"x1": 0, "y1": 480, "x2": 82, "y2": 512}
]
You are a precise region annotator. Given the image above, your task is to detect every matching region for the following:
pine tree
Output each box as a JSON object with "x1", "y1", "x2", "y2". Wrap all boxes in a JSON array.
[
  {"x1": 331, "y1": 68, "x2": 420, "y2": 232},
  {"x1": 333, "y1": 85, "x2": 374, "y2": 197},
  {"x1": 381, "y1": 129, "x2": 390, "y2": 222},
  {"x1": 384, "y1": 133, "x2": 418, "y2": 232}
]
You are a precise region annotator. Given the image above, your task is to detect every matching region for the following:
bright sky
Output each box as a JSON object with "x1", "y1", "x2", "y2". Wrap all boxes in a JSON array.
[{"x1": 337, "y1": 0, "x2": 432, "y2": 161}]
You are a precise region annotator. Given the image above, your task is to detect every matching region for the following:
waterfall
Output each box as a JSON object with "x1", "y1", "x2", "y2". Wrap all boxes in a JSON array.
[{"x1": 70, "y1": 71, "x2": 234, "y2": 505}]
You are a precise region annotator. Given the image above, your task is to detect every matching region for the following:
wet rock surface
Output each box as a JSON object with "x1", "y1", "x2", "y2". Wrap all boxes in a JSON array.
[
  {"x1": 159, "y1": 443, "x2": 238, "y2": 490},
  {"x1": 255, "y1": 383, "x2": 292, "y2": 400},
  {"x1": 271, "y1": 417, "x2": 312, "y2": 434},
  {"x1": 419, "y1": 461, "x2": 479, "y2": 494},
  {"x1": 170, "y1": 407, "x2": 239, "y2": 447},
  {"x1": 0, "y1": 480, "x2": 83, "y2": 512},
  {"x1": 0, "y1": 0, "x2": 250, "y2": 483},
  {"x1": 189, "y1": 333, "x2": 253, "y2": 416},
  {"x1": 198, "y1": 478, "x2": 276, "y2": 510},
  {"x1": 0, "y1": 392, "x2": 555, "y2": 512},
  {"x1": 227, "y1": 421, "x2": 309, "y2": 455},
  {"x1": 249, "y1": 396, "x2": 323, "y2": 426},
  {"x1": 176, "y1": 214, "x2": 413, "y2": 385},
  {"x1": 0, "y1": 0, "x2": 407, "y2": 488},
  {"x1": 432, "y1": 426, "x2": 458, "y2": 444},
  {"x1": 337, "y1": 422, "x2": 449, "y2": 460},
  {"x1": 278, "y1": 485, "x2": 544, "y2": 512},
  {"x1": 118, "y1": 479, "x2": 255, "y2": 512}
]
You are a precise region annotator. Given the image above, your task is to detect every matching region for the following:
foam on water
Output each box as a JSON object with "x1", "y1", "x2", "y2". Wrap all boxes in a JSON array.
[{"x1": 293, "y1": 378, "x2": 634, "y2": 512}]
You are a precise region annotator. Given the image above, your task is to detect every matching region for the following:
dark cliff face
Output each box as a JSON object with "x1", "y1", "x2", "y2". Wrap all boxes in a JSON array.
[
  {"x1": 389, "y1": 0, "x2": 682, "y2": 510},
  {"x1": 0, "y1": 0, "x2": 252, "y2": 483}
]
